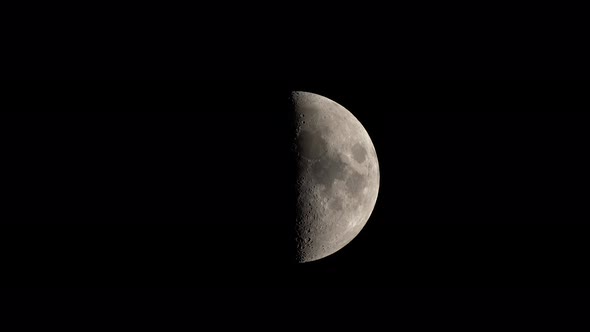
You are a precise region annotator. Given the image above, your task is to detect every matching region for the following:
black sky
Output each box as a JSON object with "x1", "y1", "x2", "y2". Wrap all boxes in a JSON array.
[
  {"x1": 3, "y1": 2, "x2": 590, "y2": 327},
  {"x1": 1, "y1": 80, "x2": 589, "y2": 291}
]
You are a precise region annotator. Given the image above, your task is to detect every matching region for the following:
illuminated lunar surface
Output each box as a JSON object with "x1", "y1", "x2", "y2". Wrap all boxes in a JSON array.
[{"x1": 292, "y1": 91, "x2": 380, "y2": 263}]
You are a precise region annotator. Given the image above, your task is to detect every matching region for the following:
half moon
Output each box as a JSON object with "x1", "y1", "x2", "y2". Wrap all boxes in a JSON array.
[{"x1": 292, "y1": 91, "x2": 380, "y2": 263}]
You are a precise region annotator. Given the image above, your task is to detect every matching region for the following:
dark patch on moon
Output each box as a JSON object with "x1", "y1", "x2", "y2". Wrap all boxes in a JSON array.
[
  {"x1": 311, "y1": 154, "x2": 347, "y2": 191},
  {"x1": 297, "y1": 130, "x2": 327, "y2": 160},
  {"x1": 351, "y1": 142, "x2": 367, "y2": 163},
  {"x1": 329, "y1": 196, "x2": 343, "y2": 211},
  {"x1": 345, "y1": 171, "x2": 366, "y2": 196}
]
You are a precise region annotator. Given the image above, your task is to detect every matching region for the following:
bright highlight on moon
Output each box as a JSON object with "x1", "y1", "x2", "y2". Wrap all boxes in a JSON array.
[{"x1": 291, "y1": 91, "x2": 380, "y2": 263}]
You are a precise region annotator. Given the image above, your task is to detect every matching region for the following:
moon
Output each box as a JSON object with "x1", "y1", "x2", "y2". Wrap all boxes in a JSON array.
[{"x1": 291, "y1": 91, "x2": 380, "y2": 263}]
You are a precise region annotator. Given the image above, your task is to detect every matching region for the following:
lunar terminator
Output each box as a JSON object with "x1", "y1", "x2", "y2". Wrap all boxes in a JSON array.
[{"x1": 291, "y1": 91, "x2": 380, "y2": 263}]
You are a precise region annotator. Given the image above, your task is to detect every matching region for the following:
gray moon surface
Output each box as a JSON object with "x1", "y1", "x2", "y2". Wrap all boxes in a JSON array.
[{"x1": 292, "y1": 91, "x2": 380, "y2": 263}]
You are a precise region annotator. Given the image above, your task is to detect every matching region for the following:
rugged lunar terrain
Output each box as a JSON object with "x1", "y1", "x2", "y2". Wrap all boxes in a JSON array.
[{"x1": 291, "y1": 91, "x2": 380, "y2": 263}]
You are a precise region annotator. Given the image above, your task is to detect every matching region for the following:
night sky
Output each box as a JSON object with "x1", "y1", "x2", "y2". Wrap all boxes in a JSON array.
[
  {"x1": 3, "y1": 0, "x2": 590, "y2": 328},
  {"x1": 2, "y1": 81, "x2": 589, "y2": 292}
]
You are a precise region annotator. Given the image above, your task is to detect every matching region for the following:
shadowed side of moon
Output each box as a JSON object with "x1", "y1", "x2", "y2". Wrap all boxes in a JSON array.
[{"x1": 291, "y1": 91, "x2": 380, "y2": 263}]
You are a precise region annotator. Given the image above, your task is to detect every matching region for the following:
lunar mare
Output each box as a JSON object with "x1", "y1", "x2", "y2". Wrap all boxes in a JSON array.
[{"x1": 292, "y1": 91, "x2": 380, "y2": 263}]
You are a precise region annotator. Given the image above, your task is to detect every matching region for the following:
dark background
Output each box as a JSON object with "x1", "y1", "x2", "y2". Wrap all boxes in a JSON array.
[
  {"x1": 1, "y1": 80, "x2": 589, "y2": 291},
  {"x1": 2, "y1": 2, "x2": 589, "y2": 80},
  {"x1": 3, "y1": 3, "x2": 590, "y2": 327},
  {"x1": 2, "y1": 80, "x2": 590, "y2": 330}
]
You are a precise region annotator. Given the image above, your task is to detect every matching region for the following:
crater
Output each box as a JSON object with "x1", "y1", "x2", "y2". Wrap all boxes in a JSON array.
[{"x1": 297, "y1": 105, "x2": 320, "y2": 120}]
